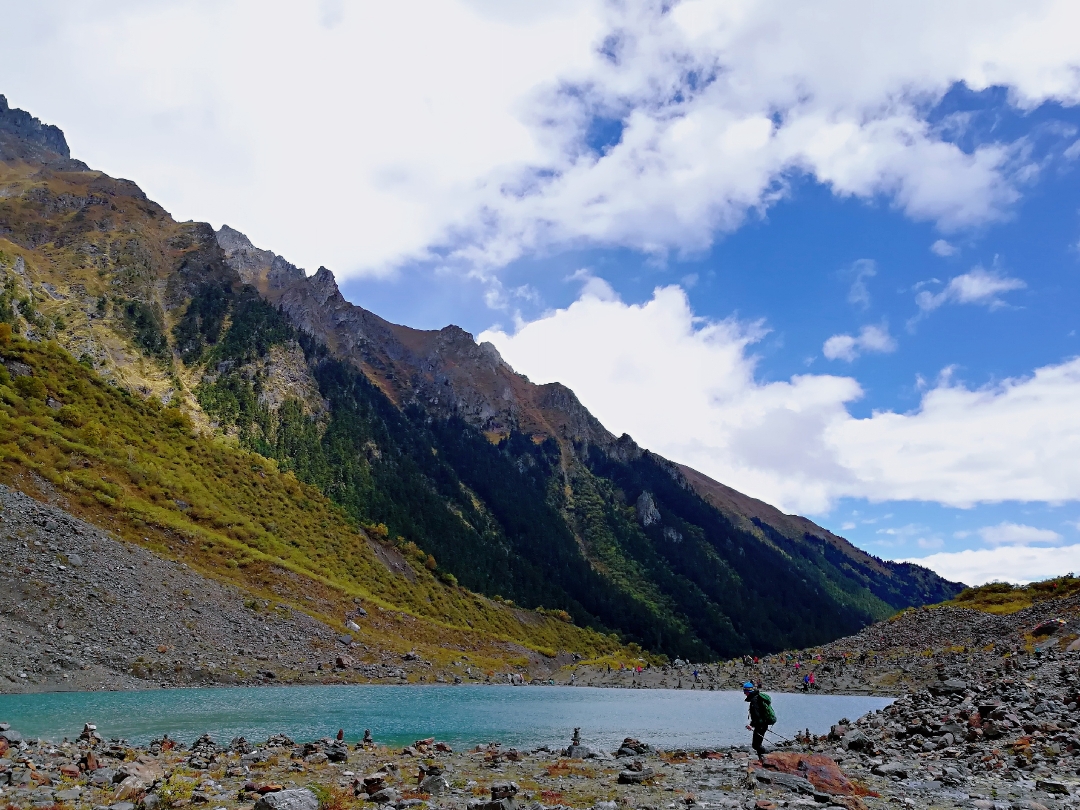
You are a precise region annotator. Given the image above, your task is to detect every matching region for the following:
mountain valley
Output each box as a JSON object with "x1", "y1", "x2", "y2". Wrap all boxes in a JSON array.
[{"x1": 0, "y1": 94, "x2": 964, "y2": 677}]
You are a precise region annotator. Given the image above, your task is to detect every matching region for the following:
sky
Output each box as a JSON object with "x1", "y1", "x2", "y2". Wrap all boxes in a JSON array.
[{"x1": 4, "y1": 0, "x2": 1080, "y2": 585}]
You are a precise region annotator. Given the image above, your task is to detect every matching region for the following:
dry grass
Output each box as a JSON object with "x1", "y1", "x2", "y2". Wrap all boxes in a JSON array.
[{"x1": 947, "y1": 576, "x2": 1080, "y2": 615}]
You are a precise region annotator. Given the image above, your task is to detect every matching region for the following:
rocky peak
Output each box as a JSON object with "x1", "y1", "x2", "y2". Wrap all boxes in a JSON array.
[
  {"x1": 309, "y1": 266, "x2": 343, "y2": 306},
  {"x1": 0, "y1": 95, "x2": 70, "y2": 157},
  {"x1": 215, "y1": 223, "x2": 255, "y2": 253},
  {"x1": 215, "y1": 225, "x2": 305, "y2": 290}
]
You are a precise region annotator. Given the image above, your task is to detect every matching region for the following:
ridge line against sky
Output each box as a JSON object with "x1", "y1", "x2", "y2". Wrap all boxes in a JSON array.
[{"x1": 5, "y1": 0, "x2": 1080, "y2": 584}]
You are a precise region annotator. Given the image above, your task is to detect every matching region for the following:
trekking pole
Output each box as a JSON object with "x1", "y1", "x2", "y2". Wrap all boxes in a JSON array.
[{"x1": 764, "y1": 728, "x2": 795, "y2": 747}]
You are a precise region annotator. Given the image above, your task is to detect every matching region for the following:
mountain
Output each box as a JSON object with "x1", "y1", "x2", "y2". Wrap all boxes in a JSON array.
[{"x1": 0, "y1": 95, "x2": 963, "y2": 663}]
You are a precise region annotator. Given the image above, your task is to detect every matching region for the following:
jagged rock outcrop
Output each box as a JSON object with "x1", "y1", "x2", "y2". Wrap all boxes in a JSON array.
[
  {"x1": 216, "y1": 226, "x2": 617, "y2": 451},
  {"x1": 0, "y1": 94, "x2": 85, "y2": 169}
]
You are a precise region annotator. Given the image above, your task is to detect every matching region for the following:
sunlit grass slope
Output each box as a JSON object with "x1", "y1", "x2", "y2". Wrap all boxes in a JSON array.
[
  {"x1": 947, "y1": 576, "x2": 1080, "y2": 615},
  {"x1": 0, "y1": 329, "x2": 622, "y2": 668}
]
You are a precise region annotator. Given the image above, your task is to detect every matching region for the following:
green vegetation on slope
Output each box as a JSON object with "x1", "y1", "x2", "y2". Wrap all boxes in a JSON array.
[
  {"x1": 185, "y1": 286, "x2": 931, "y2": 659},
  {"x1": 0, "y1": 328, "x2": 621, "y2": 666},
  {"x1": 948, "y1": 576, "x2": 1080, "y2": 615}
]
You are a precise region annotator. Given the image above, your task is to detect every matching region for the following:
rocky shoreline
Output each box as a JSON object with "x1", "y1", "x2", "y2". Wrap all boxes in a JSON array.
[{"x1": 2, "y1": 638, "x2": 1080, "y2": 810}]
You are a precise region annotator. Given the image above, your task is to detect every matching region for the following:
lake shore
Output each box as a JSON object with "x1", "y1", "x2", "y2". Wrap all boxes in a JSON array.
[{"x1": 2, "y1": 638, "x2": 1078, "y2": 810}]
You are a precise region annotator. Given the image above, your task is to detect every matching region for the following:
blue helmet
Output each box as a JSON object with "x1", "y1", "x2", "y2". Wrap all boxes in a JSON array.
[{"x1": 742, "y1": 681, "x2": 755, "y2": 691}]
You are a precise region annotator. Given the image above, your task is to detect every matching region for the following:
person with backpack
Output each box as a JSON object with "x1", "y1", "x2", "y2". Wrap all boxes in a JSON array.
[{"x1": 743, "y1": 681, "x2": 776, "y2": 763}]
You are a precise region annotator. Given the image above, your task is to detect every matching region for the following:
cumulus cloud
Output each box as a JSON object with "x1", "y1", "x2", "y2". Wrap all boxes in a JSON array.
[
  {"x1": 913, "y1": 266, "x2": 1026, "y2": 316},
  {"x1": 977, "y1": 522, "x2": 1062, "y2": 545},
  {"x1": 901, "y1": 545, "x2": 1080, "y2": 585},
  {"x1": 481, "y1": 281, "x2": 1080, "y2": 514},
  {"x1": 4, "y1": 2, "x2": 1080, "y2": 276},
  {"x1": 931, "y1": 239, "x2": 958, "y2": 257},
  {"x1": 823, "y1": 324, "x2": 897, "y2": 362}
]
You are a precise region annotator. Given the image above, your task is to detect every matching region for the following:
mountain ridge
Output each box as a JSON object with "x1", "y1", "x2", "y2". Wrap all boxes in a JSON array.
[
  {"x1": 216, "y1": 221, "x2": 955, "y2": 605},
  {"x1": 0, "y1": 95, "x2": 964, "y2": 663}
]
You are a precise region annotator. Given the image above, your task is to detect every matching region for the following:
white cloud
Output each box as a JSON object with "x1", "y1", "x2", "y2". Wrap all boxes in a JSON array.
[
  {"x1": 3, "y1": 2, "x2": 1080, "y2": 277},
  {"x1": 902, "y1": 545, "x2": 1080, "y2": 586},
  {"x1": 846, "y1": 259, "x2": 877, "y2": 309},
  {"x1": 823, "y1": 324, "x2": 897, "y2": 362},
  {"x1": 931, "y1": 239, "x2": 958, "y2": 257},
  {"x1": 977, "y1": 522, "x2": 1062, "y2": 545},
  {"x1": 482, "y1": 281, "x2": 1080, "y2": 514},
  {"x1": 914, "y1": 266, "x2": 1026, "y2": 315}
]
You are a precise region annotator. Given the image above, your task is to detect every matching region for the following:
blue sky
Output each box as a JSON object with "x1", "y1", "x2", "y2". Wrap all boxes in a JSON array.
[{"x1": 6, "y1": 0, "x2": 1080, "y2": 584}]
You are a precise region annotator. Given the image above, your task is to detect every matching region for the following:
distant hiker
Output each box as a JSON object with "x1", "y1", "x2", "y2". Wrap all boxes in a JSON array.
[
  {"x1": 743, "y1": 681, "x2": 776, "y2": 763},
  {"x1": 808, "y1": 672, "x2": 816, "y2": 690}
]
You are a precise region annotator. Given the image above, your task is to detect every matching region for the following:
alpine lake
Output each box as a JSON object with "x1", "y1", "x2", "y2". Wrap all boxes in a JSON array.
[{"x1": 0, "y1": 684, "x2": 892, "y2": 750}]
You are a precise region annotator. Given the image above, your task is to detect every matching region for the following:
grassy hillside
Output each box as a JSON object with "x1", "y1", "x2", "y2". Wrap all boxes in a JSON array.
[
  {"x1": 0, "y1": 329, "x2": 624, "y2": 669},
  {"x1": 947, "y1": 576, "x2": 1080, "y2": 615}
]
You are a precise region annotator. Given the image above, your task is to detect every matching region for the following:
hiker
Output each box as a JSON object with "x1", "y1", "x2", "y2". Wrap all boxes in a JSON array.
[{"x1": 743, "y1": 681, "x2": 776, "y2": 763}]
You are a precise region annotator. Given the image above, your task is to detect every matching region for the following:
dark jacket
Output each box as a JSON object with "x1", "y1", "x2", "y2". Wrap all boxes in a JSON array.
[{"x1": 745, "y1": 690, "x2": 770, "y2": 727}]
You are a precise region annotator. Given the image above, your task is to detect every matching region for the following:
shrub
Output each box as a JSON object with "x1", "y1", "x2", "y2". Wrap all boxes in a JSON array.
[{"x1": 14, "y1": 375, "x2": 47, "y2": 400}]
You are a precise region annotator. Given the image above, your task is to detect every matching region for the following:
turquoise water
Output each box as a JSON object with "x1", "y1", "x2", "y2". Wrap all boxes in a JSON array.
[{"x1": 0, "y1": 685, "x2": 891, "y2": 750}]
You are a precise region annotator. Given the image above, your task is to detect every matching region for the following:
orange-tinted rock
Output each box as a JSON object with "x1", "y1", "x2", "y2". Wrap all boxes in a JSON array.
[{"x1": 755, "y1": 753, "x2": 878, "y2": 798}]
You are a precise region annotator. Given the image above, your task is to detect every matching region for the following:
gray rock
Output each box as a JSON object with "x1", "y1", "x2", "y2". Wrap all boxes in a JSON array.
[
  {"x1": 419, "y1": 775, "x2": 448, "y2": 796},
  {"x1": 841, "y1": 728, "x2": 871, "y2": 752},
  {"x1": 0, "y1": 729, "x2": 22, "y2": 743},
  {"x1": 254, "y1": 788, "x2": 320, "y2": 810},
  {"x1": 1035, "y1": 779, "x2": 1069, "y2": 795},
  {"x1": 368, "y1": 787, "x2": 401, "y2": 804},
  {"x1": 617, "y1": 768, "x2": 655, "y2": 784},
  {"x1": 635, "y1": 492, "x2": 660, "y2": 527},
  {"x1": 467, "y1": 800, "x2": 514, "y2": 810},
  {"x1": 753, "y1": 770, "x2": 815, "y2": 795},
  {"x1": 490, "y1": 782, "x2": 518, "y2": 800},
  {"x1": 90, "y1": 769, "x2": 117, "y2": 786},
  {"x1": 871, "y1": 762, "x2": 909, "y2": 778},
  {"x1": 55, "y1": 788, "x2": 83, "y2": 801},
  {"x1": 10, "y1": 768, "x2": 33, "y2": 786}
]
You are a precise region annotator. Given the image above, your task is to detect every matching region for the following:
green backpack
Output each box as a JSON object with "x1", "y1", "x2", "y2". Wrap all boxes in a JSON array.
[{"x1": 760, "y1": 693, "x2": 777, "y2": 725}]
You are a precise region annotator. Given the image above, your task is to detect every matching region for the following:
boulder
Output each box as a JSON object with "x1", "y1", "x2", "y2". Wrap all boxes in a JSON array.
[
  {"x1": 491, "y1": 782, "x2": 518, "y2": 800},
  {"x1": 1036, "y1": 779, "x2": 1069, "y2": 795},
  {"x1": 420, "y1": 774, "x2": 449, "y2": 796},
  {"x1": 115, "y1": 759, "x2": 163, "y2": 783},
  {"x1": 254, "y1": 787, "x2": 320, "y2": 810},
  {"x1": 756, "y1": 753, "x2": 861, "y2": 796},
  {"x1": 841, "y1": 729, "x2": 871, "y2": 752},
  {"x1": 617, "y1": 767, "x2": 655, "y2": 784},
  {"x1": 114, "y1": 775, "x2": 147, "y2": 801},
  {"x1": 871, "y1": 762, "x2": 909, "y2": 779},
  {"x1": 753, "y1": 770, "x2": 815, "y2": 795},
  {"x1": 368, "y1": 787, "x2": 401, "y2": 804}
]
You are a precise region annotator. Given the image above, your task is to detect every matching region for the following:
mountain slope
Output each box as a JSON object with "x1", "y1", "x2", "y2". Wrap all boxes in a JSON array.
[{"x1": 0, "y1": 95, "x2": 963, "y2": 662}]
